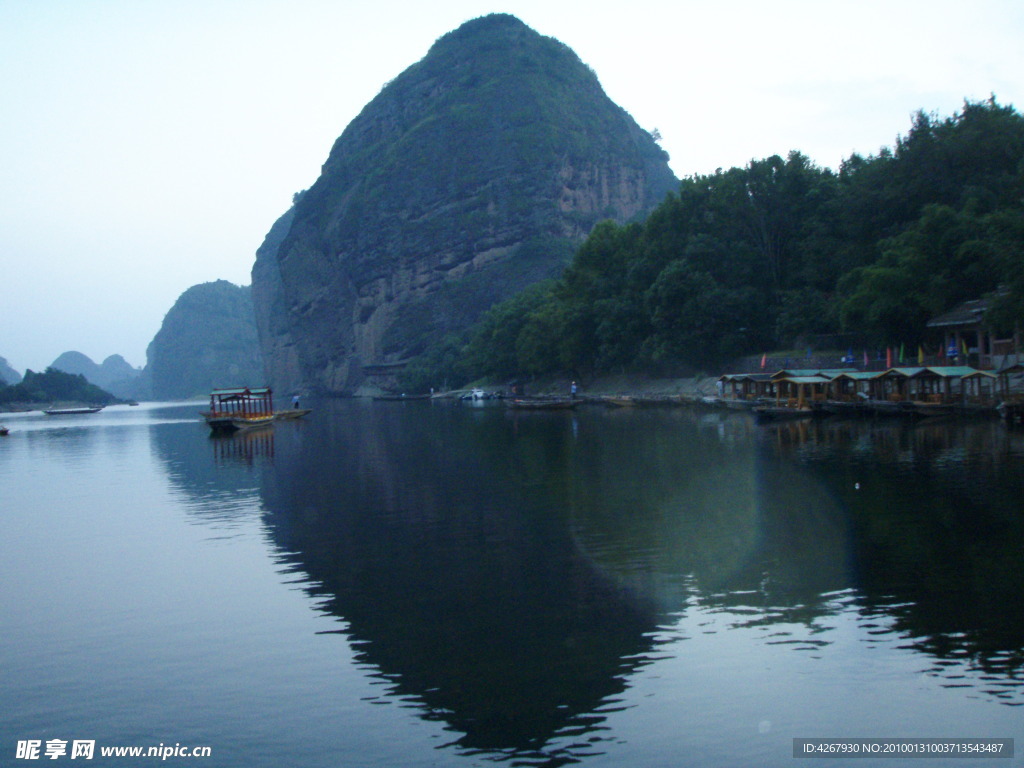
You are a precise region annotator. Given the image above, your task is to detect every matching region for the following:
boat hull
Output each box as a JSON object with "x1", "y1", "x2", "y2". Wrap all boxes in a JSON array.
[
  {"x1": 274, "y1": 408, "x2": 313, "y2": 420},
  {"x1": 206, "y1": 415, "x2": 275, "y2": 433},
  {"x1": 506, "y1": 398, "x2": 576, "y2": 410},
  {"x1": 753, "y1": 406, "x2": 814, "y2": 423}
]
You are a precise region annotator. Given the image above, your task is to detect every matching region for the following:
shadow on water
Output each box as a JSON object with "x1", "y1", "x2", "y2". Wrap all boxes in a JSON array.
[{"x1": 151, "y1": 401, "x2": 1024, "y2": 764}]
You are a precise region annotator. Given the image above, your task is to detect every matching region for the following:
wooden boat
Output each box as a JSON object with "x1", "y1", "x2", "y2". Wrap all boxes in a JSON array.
[
  {"x1": 722, "y1": 397, "x2": 759, "y2": 410},
  {"x1": 374, "y1": 393, "x2": 431, "y2": 401},
  {"x1": 0, "y1": 425, "x2": 9, "y2": 436},
  {"x1": 206, "y1": 414, "x2": 276, "y2": 433},
  {"x1": 864, "y1": 399, "x2": 917, "y2": 417},
  {"x1": 753, "y1": 405, "x2": 814, "y2": 423},
  {"x1": 204, "y1": 387, "x2": 275, "y2": 434},
  {"x1": 910, "y1": 401, "x2": 956, "y2": 418},
  {"x1": 506, "y1": 398, "x2": 576, "y2": 410},
  {"x1": 819, "y1": 399, "x2": 866, "y2": 417},
  {"x1": 43, "y1": 406, "x2": 104, "y2": 415},
  {"x1": 274, "y1": 408, "x2": 312, "y2": 420},
  {"x1": 603, "y1": 396, "x2": 637, "y2": 407}
]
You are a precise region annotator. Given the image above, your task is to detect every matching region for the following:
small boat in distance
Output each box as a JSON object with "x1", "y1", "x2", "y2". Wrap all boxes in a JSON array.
[
  {"x1": 752, "y1": 405, "x2": 814, "y2": 423},
  {"x1": 43, "y1": 406, "x2": 105, "y2": 415},
  {"x1": 203, "y1": 387, "x2": 276, "y2": 434},
  {"x1": 0, "y1": 425, "x2": 9, "y2": 436},
  {"x1": 603, "y1": 396, "x2": 636, "y2": 407},
  {"x1": 274, "y1": 408, "x2": 312, "y2": 420},
  {"x1": 506, "y1": 398, "x2": 576, "y2": 410}
]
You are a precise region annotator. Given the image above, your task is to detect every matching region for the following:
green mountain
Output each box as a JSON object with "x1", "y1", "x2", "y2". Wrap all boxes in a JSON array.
[
  {"x1": 49, "y1": 351, "x2": 141, "y2": 398},
  {"x1": 252, "y1": 13, "x2": 676, "y2": 395},
  {"x1": 0, "y1": 368, "x2": 118, "y2": 407},
  {"x1": 146, "y1": 280, "x2": 264, "y2": 400},
  {"x1": 450, "y1": 98, "x2": 1024, "y2": 380}
]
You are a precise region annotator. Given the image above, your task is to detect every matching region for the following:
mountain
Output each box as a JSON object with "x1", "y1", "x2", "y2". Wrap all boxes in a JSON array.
[
  {"x1": 49, "y1": 351, "x2": 141, "y2": 397},
  {"x1": 0, "y1": 356, "x2": 21, "y2": 385},
  {"x1": 252, "y1": 13, "x2": 677, "y2": 395},
  {"x1": 49, "y1": 351, "x2": 141, "y2": 399},
  {"x1": 0, "y1": 368, "x2": 119, "y2": 407},
  {"x1": 146, "y1": 280, "x2": 264, "y2": 400}
]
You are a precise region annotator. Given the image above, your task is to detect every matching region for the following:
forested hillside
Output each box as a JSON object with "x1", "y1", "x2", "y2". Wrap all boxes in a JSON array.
[
  {"x1": 401, "y1": 98, "x2": 1024, "y2": 389},
  {"x1": 0, "y1": 368, "x2": 118, "y2": 406}
]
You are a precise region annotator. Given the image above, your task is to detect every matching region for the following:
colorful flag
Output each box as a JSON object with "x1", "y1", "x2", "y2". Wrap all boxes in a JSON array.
[
  {"x1": 886, "y1": 347, "x2": 893, "y2": 369},
  {"x1": 760, "y1": 353, "x2": 767, "y2": 370},
  {"x1": 899, "y1": 343, "x2": 905, "y2": 363},
  {"x1": 918, "y1": 345, "x2": 924, "y2": 364},
  {"x1": 962, "y1": 338, "x2": 969, "y2": 356},
  {"x1": 863, "y1": 350, "x2": 869, "y2": 367}
]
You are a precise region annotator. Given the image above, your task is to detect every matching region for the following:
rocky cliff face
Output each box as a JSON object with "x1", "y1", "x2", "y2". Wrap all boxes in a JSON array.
[
  {"x1": 147, "y1": 280, "x2": 263, "y2": 399},
  {"x1": 251, "y1": 205, "x2": 303, "y2": 397},
  {"x1": 252, "y1": 14, "x2": 677, "y2": 394}
]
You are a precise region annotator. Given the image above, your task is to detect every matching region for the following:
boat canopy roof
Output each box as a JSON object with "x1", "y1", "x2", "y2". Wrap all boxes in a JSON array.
[
  {"x1": 719, "y1": 372, "x2": 773, "y2": 382},
  {"x1": 210, "y1": 387, "x2": 272, "y2": 400},
  {"x1": 770, "y1": 368, "x2": 856, "y2": 380},
  {"x1": 910, "y1": 366, "x2": 980, "y2": 378},
  {"x1": 878, "y1": 367, "x2": 927, "y2": 378},
  {"x1": 832, "y1": 371, "x2": 880, "y2": 381},
  {"x1": 778, "y1": 376, "x2": 832, "y2": 385}
]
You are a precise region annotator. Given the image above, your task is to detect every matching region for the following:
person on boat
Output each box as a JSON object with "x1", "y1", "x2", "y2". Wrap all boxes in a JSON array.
[
  {"x1": 292, "y1": 394, "x2": 300, "y2": 409},
  {"x1": 570, "y1": 381, "x2": 578, "y2": 399}
]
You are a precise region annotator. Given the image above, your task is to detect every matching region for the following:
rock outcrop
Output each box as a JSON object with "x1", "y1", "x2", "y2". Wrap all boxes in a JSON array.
[
  {"x1": 252, "y1": 14, "x2": 677, "y2": 394},
  {"x1": 146, "y1": 280, "x2": 263, "y2": 400}
]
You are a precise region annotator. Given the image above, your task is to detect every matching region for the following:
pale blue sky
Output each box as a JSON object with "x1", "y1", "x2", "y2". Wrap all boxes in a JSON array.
[{"x1": 2, "y1": 0, "x2": 1022, "y2": 374}]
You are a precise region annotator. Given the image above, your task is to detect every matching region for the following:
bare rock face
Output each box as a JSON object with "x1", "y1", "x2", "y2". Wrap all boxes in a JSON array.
[
  {"x1": 147, "y1": 280, "x2": 263, "y2": 400},
  {"x1": 252, "y1": 14, "x2": 676, "y2": 394}
]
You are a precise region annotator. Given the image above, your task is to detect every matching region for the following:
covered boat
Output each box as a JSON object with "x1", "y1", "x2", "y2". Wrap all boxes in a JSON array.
[{"x1": 203, "y1": 387, "x2": 275, "y2": 433}]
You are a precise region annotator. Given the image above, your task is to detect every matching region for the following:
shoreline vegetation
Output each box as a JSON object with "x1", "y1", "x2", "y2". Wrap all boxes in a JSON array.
[
  {"x1": 0, "y1": 368, "x2": 122, "y2": 413},
  {"x1": 423, "y1": 373, "x2": 715, "y2": 401},
  {"x1": 394, "y1": 98, "x2": 1024, "y2": 396}
]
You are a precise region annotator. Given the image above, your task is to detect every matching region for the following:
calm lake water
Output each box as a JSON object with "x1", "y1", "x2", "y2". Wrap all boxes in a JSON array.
[{"x1": 2, "y1": 400, "x2": 1022, "y2": 767}]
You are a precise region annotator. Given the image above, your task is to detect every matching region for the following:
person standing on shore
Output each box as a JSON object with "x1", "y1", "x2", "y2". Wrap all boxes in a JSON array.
[{"x1": 570, "y1": 381, "x2": 578, "y2": 400}]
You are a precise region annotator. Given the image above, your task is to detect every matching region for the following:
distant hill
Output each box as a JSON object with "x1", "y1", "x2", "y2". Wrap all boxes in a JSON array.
[
  {"x1": 252, "y1": 13, "x2": 677, "y2": 395},
  {"x1": 0, "y1": 367, "x2": 118, "y2": 407},
  {"x1": 146, "y1": 280, "x2": 264, "y2": 400},
  {"x1": 0, "y1": 356, "x2": 21, "y2": 385},
  {"x1": 49, "y1": 351, "x2": 141, "y2": 397}
]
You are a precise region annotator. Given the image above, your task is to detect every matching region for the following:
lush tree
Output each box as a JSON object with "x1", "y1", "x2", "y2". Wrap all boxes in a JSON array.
[
  {"x1": 0, "y1": 368, "x2": 118, "y2": 405},
  {"x1": 405, "y1": 97, "x2": 1024, "y2": 383}
]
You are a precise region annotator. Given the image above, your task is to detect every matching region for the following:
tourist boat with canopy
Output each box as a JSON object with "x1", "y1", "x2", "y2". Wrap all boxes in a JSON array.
[{"x1": 203, "y1": 387, "x2": 276, "y2": 433}]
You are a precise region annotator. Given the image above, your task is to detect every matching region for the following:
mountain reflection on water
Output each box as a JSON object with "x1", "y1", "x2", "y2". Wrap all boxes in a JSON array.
[
  {"x1": 256, "y1": 402, "x2": 659, "y2": 764},
  {"x1": 152, "y1": 401, "x2": 1024, "y2": 763}
]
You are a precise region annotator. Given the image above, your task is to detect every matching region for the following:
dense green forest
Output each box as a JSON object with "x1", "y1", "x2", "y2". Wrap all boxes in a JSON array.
[
  {"x1": 0, "y1": 368, "x2": 118, "y2": 405},
  {"x1": 399, "y1": 97, "x2": 1024, "y2": 390}
]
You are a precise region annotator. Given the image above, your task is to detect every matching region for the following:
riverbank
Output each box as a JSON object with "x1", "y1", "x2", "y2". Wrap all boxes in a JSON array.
[{"x1": 518, "y1": 374, "x2": 717, "y2": 399}]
